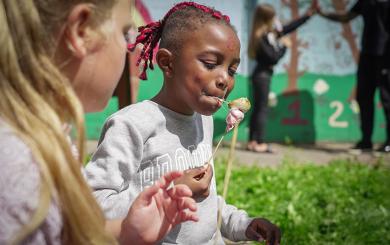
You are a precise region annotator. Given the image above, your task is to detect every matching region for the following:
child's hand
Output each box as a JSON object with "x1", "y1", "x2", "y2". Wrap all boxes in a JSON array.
[
  {"x1": 245, "y1": 218, "x2": 281, "y2": 245},
  {"x1": 119, "y1": 171, "x2": 198, "y2": 245},
  {"x1": 174, "y1": 164, "x2": 213, "y2": 198}
]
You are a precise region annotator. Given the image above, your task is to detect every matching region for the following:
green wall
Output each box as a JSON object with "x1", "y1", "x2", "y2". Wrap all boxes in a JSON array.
[
  {"x1": 85, "y1": 68, "x2": 386, "y2": 143},
  {"x1": 85, "y1": 97, "x2": 118, "y2": 140}
]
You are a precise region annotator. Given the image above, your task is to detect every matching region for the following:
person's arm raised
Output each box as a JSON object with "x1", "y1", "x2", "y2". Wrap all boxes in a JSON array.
[
  {"x1": 319, "y1": 10, "x2": 358, "y2": 23},
  {"x1": 277, "y1": 0, "x2": 317, "y2": 37},
  {"x1": 317, "y1": 0, "x2": 359, "y2": 24}
]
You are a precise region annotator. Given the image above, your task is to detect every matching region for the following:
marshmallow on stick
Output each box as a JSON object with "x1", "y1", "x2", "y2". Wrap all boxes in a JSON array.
[
  {"x1": 206, "y1": 97, "x2": 251, "y2": 165},
  {"x1": 215, "y1": 97, "x2": 251, "y2": 238},
  {"x1": 225, "y1": 97, "x2": 251, "y2": 132}
]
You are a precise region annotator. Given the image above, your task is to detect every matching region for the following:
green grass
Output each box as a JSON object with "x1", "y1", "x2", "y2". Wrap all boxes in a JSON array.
[{"x1": 214, "y1": 158, "x2": 390, "y2": 245}]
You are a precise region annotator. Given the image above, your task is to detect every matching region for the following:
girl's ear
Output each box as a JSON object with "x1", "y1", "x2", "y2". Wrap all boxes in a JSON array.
[
  {"x1": 156, "y1": 48, "x2": 173, "y2": 78},
  {"x1": 64, "y1": 4, "x2": 94, "y2": 58}
]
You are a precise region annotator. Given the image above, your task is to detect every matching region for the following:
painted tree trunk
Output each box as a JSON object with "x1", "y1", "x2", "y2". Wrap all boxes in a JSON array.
[{"x1": 282, "y1": 0, "x2": 306, "y2": 93}]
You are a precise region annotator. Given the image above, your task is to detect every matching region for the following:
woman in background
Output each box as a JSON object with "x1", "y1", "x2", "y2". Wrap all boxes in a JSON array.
[{"x1": 247, "y1": 1, "x2": 317, "y2": 153}]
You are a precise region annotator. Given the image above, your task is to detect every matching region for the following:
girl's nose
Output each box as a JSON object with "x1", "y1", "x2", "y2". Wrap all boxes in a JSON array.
[
  {"x1": 216, "y1": 79, "x2": 227, "y2": 90},
  {"x1": 216, "y1": 72, "x2": 229, "y2": 90}
]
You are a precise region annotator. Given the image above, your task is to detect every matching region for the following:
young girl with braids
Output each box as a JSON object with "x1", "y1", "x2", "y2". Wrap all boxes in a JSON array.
[
  {"x1": 0, "y1": 0, "x2": 199, "y2": 244},
  {"x1": 85, "y1": 2, "x2": 281, "y2": 244}
]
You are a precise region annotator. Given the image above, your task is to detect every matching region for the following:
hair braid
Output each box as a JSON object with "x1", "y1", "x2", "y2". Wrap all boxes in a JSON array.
[{"x1": 129, "y1": 1, "x2": 230, "y2": 80}]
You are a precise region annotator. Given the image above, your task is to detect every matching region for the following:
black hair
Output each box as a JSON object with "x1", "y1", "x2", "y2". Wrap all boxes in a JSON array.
[{"x1": 128, "y1": 1, "x2": 233, "y2": 80}]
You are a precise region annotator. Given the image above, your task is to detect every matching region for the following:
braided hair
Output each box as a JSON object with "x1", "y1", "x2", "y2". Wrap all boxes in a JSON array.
[{"x1": 128, "y1": 1, "x2": 232, "y2": 80}]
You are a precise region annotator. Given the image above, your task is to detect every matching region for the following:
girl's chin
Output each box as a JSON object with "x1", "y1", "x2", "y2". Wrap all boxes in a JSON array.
[
  {"x1": 198, "y1": 102, "x2": 222, "y2": 115},
  {"x1": 191, "y1": 95, "x2": 222, "y2": 115}
]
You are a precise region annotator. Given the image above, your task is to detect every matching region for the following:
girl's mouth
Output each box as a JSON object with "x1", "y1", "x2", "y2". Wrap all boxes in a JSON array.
[
  {"x1": 202, "y1": 88, "x2": 228, "y2": 103},
  {"x1": 201, "y1": 92, "x2": 224, "y2": 107},
  {"x1": 201, "y1": 87, "x2": 228, "y2": 110}
]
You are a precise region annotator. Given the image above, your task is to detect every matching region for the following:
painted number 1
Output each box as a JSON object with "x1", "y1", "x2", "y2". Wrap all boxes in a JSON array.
[
  {"x1": 329, "y1": 101, "x2": 348, "y2": 128},
  {"x1": 282, "y1": 100, "x2": 308, "y2": 125}
]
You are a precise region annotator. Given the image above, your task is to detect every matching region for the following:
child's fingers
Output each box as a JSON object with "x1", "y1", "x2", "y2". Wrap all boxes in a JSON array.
[
  {"x1": 158, "y1": 171, "x2": 183, "y2": 188},
  {"x1": 167, "y1": 184, "x2": 193, "y2": 199},
  {"x1": 177, "y1": 196, "x2": 197, "y2": 212},
  {"x1": 203, "y1": 164, "x2": 213, "y2": 183},
  {"x1": 179, "y1": 209, "x2": 199, "y2": 223},
  {"x1": 246, "y1": 226, "x2": 264, "y2": 242},
  {"x1": 136, "y1": 184, "x2": 160, "y2": 205},
  {"x1": 274, "y1": 227, "x2": 281, "y2": 245},
  {"x1": 265, "y1": 230, "x2": 276, "y2": 245},
  {"x1": 192, "y1": 164, "x2": 213, "y2": 181},
  {"x1": 184, "y1": 165, "x2": 207, "y2": 177}
]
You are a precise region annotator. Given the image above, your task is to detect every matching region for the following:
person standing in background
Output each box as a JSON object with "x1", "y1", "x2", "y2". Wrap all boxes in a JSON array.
[
  {"x1": 318, "y1": 0, "x2": 390, "y2": 153},
  {"x1": 247, "y1": 1, "x2": 317, "y2": 153}
]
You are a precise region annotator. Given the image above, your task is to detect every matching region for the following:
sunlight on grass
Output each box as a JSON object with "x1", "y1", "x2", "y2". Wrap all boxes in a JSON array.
[{"x1": 215, "y1": 158, "x2": 390, "y2": 244}]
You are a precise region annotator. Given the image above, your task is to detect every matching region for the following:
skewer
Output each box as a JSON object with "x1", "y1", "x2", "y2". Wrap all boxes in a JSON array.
[
  {"x1": 206, "y1": 133, "x2": 226, "y2": 165},
  {"x1": 212, "y1": 96, "x2": 251, "y2": 245},
  {"x1": 205, "y1": 95, "x2": 230, "y2": 165},
  {"x1": 214, "y1": 125, "x2": 239, "y2": 245}
]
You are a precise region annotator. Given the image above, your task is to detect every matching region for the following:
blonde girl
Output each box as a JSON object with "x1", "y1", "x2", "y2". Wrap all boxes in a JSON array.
[{"x1": 0, "y1": 0, "x2": 197, "y2": 244}]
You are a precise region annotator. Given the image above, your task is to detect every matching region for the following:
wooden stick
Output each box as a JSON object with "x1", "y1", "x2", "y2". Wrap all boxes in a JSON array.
[
  {"x1": 215, "y1": 125, "x2": 239, "y2": 242},
  {"x1": 206, "y1": 133, "x2": 226, "y2": 165},
  {"x1": 205, "y1": 97, "x2": 229, "y2": 165},
  {"x1": 221, "y1": 126, "x2": 238, "y2": 199}
]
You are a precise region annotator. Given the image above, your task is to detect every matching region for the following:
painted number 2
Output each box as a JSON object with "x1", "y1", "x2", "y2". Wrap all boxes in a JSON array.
[{"x1": 329, "y1": 101, "x2": 348, "y2": 128}]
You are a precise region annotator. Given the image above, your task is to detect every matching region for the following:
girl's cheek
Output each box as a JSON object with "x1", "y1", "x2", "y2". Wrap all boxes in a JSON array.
[{"x1": 228, "y1": 81, "x2": 235, "y2": 91}]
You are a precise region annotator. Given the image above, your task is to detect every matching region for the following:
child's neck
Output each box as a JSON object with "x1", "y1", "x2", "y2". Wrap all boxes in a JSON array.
[{"x1": 152, "y1": 91, "x2": 195, "y2": 116}]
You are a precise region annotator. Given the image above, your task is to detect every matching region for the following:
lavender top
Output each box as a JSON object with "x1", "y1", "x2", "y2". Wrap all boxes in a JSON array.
[{"x1": 0, "y1": 120, "x2": 62, "y2": 244}]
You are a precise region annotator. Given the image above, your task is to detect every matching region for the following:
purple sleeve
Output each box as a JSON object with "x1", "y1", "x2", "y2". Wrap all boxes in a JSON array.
[{"x1": 0, "y1": 125, "x2": 62, "y2": 245}]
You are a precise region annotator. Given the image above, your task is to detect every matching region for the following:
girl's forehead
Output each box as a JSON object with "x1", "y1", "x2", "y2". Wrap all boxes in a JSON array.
[
  {"x1": 191, "y1": 23, "x2": 238, "y2": 43},
  {"x1": 179, "y1": 24, "x2": 240, "y2": 60},
  {"x1": 206, "y1": 23, "x2": 239, "y2": 48},
  {"x1": 226, "y1": 34, "x2": 239, "y2": 51}
]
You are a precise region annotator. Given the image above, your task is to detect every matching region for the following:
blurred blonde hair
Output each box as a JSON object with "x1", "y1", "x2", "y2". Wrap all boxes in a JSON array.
[
  {"x1": 0, "y1": 0, "x2": 122, "y2": 244},
  {"x1": 248, "y1": 4, "x2": 276, "y2": 59}
]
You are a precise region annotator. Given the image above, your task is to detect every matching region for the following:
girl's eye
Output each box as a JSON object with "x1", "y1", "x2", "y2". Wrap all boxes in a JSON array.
[
  {"x1": 202, "y1": 61, "x2": 217, "y2": 70},
  {"x1": 228, "y1": 68, "x2": 237, "y2": 77}
]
